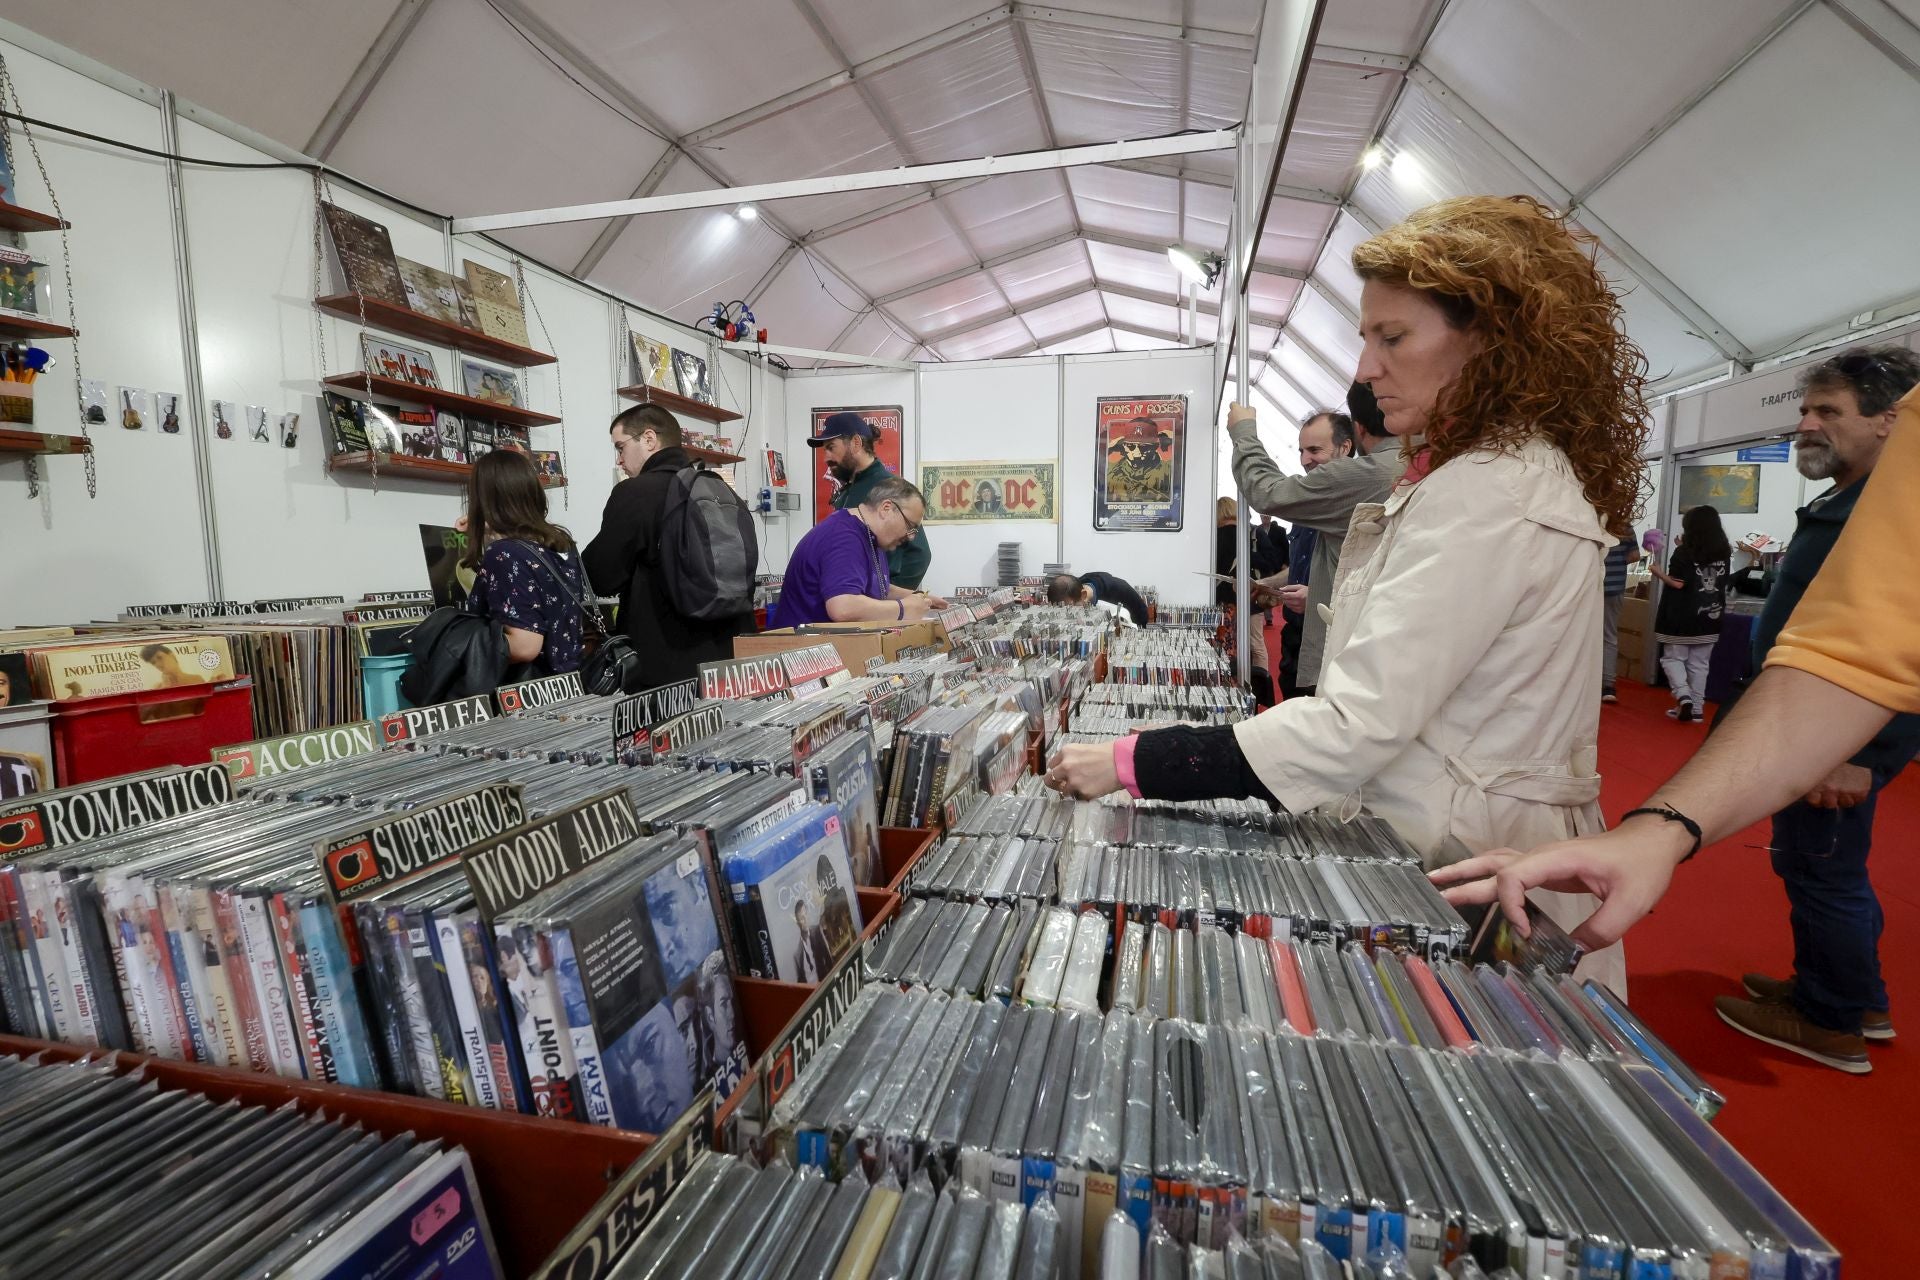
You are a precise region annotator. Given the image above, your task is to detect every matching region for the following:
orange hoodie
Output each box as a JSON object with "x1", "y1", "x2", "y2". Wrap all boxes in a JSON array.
[{"x1": 1764, "y1": 383, "x2": 1920, "y2": 712}]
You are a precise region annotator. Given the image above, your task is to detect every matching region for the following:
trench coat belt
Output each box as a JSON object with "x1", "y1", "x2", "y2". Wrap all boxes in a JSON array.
[{"x1": 1443, "y1": 753, "x2": 1602, "y2": 806}]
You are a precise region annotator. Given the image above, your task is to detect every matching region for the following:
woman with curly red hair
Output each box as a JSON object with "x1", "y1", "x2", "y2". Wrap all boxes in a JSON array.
[{"x1": 1046, "y1": 195, "x2": 1649, "y2": 990}]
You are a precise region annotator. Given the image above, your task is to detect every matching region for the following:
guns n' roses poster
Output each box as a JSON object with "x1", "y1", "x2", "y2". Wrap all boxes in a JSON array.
[
  {"x1": 1093, "y1": 395, "x2": 1187, "y2": 531},
  {"x1": 812, "y1": 405, "x2": 903, "y2": 525}
]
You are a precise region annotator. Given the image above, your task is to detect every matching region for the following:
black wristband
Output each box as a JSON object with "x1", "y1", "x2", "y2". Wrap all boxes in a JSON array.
[{"x1": 1621, "y1": 805, "x2": 1703, "y2": 862}]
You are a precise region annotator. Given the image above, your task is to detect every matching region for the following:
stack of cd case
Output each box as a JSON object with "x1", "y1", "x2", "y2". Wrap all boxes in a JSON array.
[
  {"x1": 0, "y1": 1051, "x2": 504, "y2": 1278},
  {"x1": 741, "y1": 985, "x2": 1837, "y2": 1277}
]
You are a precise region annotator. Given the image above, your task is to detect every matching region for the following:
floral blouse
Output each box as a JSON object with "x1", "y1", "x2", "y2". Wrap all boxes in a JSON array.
[{"x1": 464, "y1": 538, "x2": 586, "y2": 675}]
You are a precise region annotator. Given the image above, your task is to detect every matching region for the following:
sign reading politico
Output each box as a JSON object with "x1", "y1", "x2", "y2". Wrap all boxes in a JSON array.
[{"x1": 919, "y1": 461, "x2": 1057, "y2": 522}]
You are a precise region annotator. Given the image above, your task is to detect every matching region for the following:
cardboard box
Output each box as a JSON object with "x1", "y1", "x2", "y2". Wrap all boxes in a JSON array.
[
  {"x1": 734, "y1": 621, "x2": 942, "y2": 673},
  {"x1": 1616, "y1": 595, "x2": 1652, "y2": 641}
]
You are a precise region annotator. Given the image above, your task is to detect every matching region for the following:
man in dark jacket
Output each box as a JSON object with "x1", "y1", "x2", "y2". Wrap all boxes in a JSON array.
[
  {"x1": 812, "y1": 412, "x2": 931, "y2": 589},
  {"x1": 583, "y1": 405, "x2": 749, "y2": 690},
  {"x1": 1713, "y1": 346, "x2": 1920, "y2": 1074},
  {"x1": 1047, "y1": 571, "x2": 1149, "y2": 626}
]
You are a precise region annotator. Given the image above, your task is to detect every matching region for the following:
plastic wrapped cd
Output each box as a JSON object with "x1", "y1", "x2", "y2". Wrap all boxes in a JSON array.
[{"x1": 1060, "y1": 912, "x2": 1108, "y2": 1013}]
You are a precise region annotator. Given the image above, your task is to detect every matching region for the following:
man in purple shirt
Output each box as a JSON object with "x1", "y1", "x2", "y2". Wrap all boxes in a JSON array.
[{"x1": 770, "y1": 477, "x2": 950, "y2": 628}]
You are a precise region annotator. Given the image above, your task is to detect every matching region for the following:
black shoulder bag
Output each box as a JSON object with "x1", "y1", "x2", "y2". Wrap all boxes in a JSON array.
[{"x1": 526, "y1": 546, "x2": 645, "y2": 695}]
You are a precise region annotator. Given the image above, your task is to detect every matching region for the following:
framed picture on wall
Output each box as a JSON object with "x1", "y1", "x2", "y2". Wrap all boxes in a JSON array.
[
  {"x1": 1678, "y1": 462, "x2": 1761, "y2": 515},
  {"x1": 360, "y1": 335, "x2": 440, "y2": 389},
  {"x1": 460, "y1": 359, "x2": 523, "y2": 409},
  {"x1": 1093, "y1": 394, "x2": 1187, "y2": 531},
  {"x1": 920, "y1": 461, "x2": 1057, "y2": 522},
  {"x1": 811, "y1": 405, "x2": 903, "y2": 524},
  {"x1": 765, "y1": 448, "x2": 788, "y2": 489}
]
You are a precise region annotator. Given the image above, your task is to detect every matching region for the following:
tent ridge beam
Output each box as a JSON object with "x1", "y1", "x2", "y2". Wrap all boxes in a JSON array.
[
  {"x1": 1569, "y1": 0, "x2": 1818, "y2": 206},
  {"x1": 1823, "y1": 0, "x2": 1920, "y2": 84},
  {"x1": 452, "y1": 130, "x2": 1238, "y2": 234},
  {"x1": 1011, "y1": 3, "x2": 1255, "y2": 51},
  {"x1": 305, "y1": 0, "x2": 435, "y2": 161},
  {"x1": 681, "y1": 7, "x2": 1013, "y2": 147},
  {"x1": 572, "y1": 148, "x2": 678, "y2": 279},
  {"x1": 871, "y1": 227, "x2": 1303, "y2": 310},
  {"x1": 480, "y1": 0, "x2": 924, "y2": 354},
  {"x1": 789, "y1": 0, "x2": 1035, "y2": 348},
  {"x1": 1312, "y1": 45, "x2": 1412, "y2": 71},
  {"x1": 921, "y1": 280, "x2": 1285, "y2": 348},
  {"x1": 1407, "y1": 64, "x2": 1755, "y2": 365}
]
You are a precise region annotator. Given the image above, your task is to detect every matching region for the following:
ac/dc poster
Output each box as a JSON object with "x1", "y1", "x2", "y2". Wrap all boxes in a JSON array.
[
  {"x1": 812, "y1": 405, "x2": 903, "y2": 525},
  {"x1": 1093, "y1": 394, "x2": 1187, "y2": 531}
]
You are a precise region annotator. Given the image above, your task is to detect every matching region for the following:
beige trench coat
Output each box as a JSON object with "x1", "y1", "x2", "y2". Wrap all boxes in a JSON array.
[{"x1": 1232, "y1": 437, "x2": 1626, "y2": 993}]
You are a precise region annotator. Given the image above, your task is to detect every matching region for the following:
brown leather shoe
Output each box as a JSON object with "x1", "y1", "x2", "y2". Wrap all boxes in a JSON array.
[
  {"x1": 1716, "y1": 996, "x2": 1871, "y2": 1074},
  {"x1": 1741, "y1": 972, "x2": 1894, "y2": 1041}
]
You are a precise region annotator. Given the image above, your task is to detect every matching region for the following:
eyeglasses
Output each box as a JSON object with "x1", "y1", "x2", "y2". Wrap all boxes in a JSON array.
[{"x1": 889, "y1": 502, "x2": 922, "y2": 538}]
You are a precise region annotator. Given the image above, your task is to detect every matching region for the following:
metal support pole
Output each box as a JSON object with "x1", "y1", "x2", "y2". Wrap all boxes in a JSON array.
[
  {"x1": 160, "y1": 90, "x2": 223, "y2": 600},
  {"x1": 1231, "y1": 143, "x2": 1253, "y2": 688},
  {"x1": 1187, "y1": 280, "x2": 1199, "y2": 347}
]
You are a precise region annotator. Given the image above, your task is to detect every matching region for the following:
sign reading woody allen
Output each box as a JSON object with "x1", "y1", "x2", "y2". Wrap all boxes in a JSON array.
[{"x1": 918, "y1": 461, "x2": 1057, "y2": 523}]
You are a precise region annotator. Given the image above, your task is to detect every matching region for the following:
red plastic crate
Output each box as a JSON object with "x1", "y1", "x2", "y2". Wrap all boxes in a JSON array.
[{"x1": 50, "y1": 677, "x2": 256, "y2": 785}]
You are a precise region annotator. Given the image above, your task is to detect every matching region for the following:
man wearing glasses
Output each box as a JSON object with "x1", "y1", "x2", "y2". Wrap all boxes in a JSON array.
[
  {"x1": 584, "y1": 403, "x2": 751, "y2": 687},
  {"x1": 770, "y1": 476, "x2": 949, "y2": 627}
]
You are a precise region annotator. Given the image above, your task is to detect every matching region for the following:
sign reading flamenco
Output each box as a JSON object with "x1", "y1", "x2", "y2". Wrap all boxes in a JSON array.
[{"x1": 919, "y1": 461, "x2": 1057, "y2": 523}]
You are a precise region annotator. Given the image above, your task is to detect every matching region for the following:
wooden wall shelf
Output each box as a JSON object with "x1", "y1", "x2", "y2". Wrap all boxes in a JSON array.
[
  {"x1": 0, "y1": 427, "x2": 92, "y2": 458},
  {"x1": 321, "y1": 372, "x2": 562, "y2": 428},
  {"x1": 0, "y1": 314, "x2": 75, "y2": 340},
  {"x1": 315, "y1": 294, "x2": 558, "y2": 367},
  {"x1": 0, "y1": 199, "x2": 67, "y2": 232},
  {"x1": 327, "y1": 449, "x2": 566, "y2": 487},
  {"x1": 687, "y1": 445, "x2": 745, "y2": 466},
  {"x1": 616, "y1": 382, "x2": 741, "y2": 423}
]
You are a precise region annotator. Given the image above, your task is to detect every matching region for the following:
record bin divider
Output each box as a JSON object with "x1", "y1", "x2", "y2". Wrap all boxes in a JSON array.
[
  {"x1": 718, "y1": 886, "x2": 900, "y2": 1143},
  {"x1": 880, "y1": 825, "x2": 938, "y2": 895},
  {"x1": 0, "y1": 1032, "x2": 650, "y2": 1279}
]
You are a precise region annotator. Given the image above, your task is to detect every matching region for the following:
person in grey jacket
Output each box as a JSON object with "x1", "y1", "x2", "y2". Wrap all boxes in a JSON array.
[{"x1": 1227, "y1": 385, "x2": 1402, "y2": 692}]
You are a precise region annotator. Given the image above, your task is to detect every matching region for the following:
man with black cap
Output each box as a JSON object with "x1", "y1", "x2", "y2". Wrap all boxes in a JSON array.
[{"x1": 811, "y1": 411, "x2": 932, "y2": 590}]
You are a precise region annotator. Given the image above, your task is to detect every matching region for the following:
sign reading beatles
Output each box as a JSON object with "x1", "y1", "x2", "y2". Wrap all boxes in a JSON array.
[
  {"x1": 810, "y1": 404, "x2": 903, "y2": 524},
  {"x1": 1092, "y1": 394, "x2": 1187, "y2": 531},
  {"x1": 919, "y1": 461, "x2": 1057, "y2": 523}
]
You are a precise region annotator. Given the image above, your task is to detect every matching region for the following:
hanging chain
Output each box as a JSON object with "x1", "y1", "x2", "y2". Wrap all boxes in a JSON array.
[
  {"x1": 0, "y1": 52, "x2": 92, "y2": 499},
  {"x1": 312, "y1": 170, "x2": 379, "y2": 491},
  {"x1": 514, "y1": 257, "x2": 566, "y2": 509}
]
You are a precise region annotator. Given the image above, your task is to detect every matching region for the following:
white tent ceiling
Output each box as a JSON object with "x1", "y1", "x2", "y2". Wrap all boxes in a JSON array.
[{"x1": 16, "y1": 0, "x2": 1920, "y2": 393}]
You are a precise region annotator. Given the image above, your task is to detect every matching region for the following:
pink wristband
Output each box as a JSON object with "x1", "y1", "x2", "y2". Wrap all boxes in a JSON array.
[{"x1": 1113, "y1": 734, "x2": 1143, "y2": 799}]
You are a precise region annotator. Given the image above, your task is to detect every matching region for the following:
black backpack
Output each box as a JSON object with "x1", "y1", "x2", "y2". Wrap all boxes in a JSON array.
[{"x1": 658, "y1": 464, "x2": 758, "y2": 620}]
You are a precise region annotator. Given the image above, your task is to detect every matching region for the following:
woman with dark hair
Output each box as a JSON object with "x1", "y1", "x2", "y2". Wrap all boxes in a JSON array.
[
  {"x1": 1046, "y1": 195, "x2": 1650, "y2": 991},
  {"x1": 461, "y1": 449, "x2": 585, "y2": 677},
  {"x1": 1652, "y1": 505, "x2": 1731, "y2": 723}
]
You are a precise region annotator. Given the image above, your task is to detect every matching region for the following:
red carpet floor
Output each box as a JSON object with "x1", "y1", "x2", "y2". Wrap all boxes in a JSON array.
[{"x1": 1602, "y1": 679, "x2": 1911, "y2": 1276}]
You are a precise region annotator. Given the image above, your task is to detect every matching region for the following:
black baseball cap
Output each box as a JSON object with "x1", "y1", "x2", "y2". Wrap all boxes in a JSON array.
[{"x1": 807, "y1": 411, "x2": 875, "y2": 447}]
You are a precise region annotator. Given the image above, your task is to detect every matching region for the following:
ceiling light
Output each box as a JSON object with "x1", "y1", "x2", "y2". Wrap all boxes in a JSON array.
[
  {"x1": 1360, "y1": 145, "x2": 1386, "y2": 171},
  {"x1": 1167, "y1": 243, "x2": 1224, "y2": 290},
  {"x1": 736, "y1": 205, "x2": 759, "y2": 221}
]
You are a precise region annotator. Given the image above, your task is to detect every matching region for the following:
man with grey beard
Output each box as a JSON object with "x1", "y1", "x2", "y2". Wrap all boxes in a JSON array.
[{"x1": 1711, "y1": 345, "x2": 1920, "y2": 1074}]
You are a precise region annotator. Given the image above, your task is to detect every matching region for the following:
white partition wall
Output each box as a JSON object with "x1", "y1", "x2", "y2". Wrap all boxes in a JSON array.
[
  {"x1": 781, "y1": 348, "x2": 1219, "y2": 607},
  {"x1": 2, "y1": 41, "x2": 209, "y2": 617},
  {"x1": 1060, "y1": 349, "x2": 1216, "y2": 604},
  {"x1": 917, "y1": 361, "x2": 1059, "y2": 597}
]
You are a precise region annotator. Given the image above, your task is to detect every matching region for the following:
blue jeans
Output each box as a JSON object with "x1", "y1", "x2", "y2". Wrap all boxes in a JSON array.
[{"x1": 1771, "y1": 767, "x2": 1891, "y2": 1032}]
